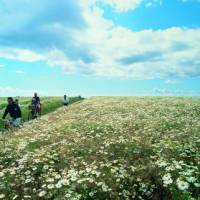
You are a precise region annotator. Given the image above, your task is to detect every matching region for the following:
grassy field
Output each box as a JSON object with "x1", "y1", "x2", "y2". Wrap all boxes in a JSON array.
[
  {"x1": 0, "y1": 97, "x2": 199, "y2": 200},
  {"x1": 0, "y1": 96, "x2": 82, "y2": 128}
]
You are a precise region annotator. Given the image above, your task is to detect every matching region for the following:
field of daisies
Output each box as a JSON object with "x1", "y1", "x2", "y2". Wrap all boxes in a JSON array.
[{"x1": 0, "y1": 97, "x2": 199, "y2": 200}]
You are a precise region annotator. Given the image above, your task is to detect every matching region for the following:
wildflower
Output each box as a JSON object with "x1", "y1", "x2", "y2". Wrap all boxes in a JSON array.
[
  {"x1": 10, "y1": 169, "x2": 16, "y2": 175},
  {"x1": 38, "y1": 191, "x2": 46, "y2": 197},
  {"x1": 43, "y1": 165, "x2": 49, "y2": 170},
  {"x1": 102, "y1": 183, "x2": 110, "y2": 192},
  {"x1": 89, "y1": 191, "x2": 94, "y2": 197},
  {"x1": 12, "y1": 195, "x2": 18, "y2": 200},
  {"x1": 54, "y1": 174, "x2": 61, "y2": 179},
  {"x1": 71, "y1": 175, "x2": 77, "y2": 181},
  {"x1": 86, "y1": 167, "x2": 92, "y2": 173},
  {"x1": 46, "y1": 178, "x2": 54, "y2": 183},
  {"x1": 65, "y1": 193, "x2": 71, "y2": 198},
  {"x1": 116, "y1": 178, "x2": 121, "y2": 182},
  {"x1": 194, "y1": 183, "x2": 200, "y2": 188},
  {"x1": 42, "y1": 184, "x2": 47, "y2": 188},
  {"x1": 130, "y1": 166, "x2": 136, "y2": 172},
  {"x1": 55, "y1": 182, "x2": 62, "y2": 189},
  {"x1": 162, "y1": 173, "x2": 173, "y2": 186},
  {"x1": 47, "y1": 184, "x2": 55, "y2": 189},
  {"x1": 32, "y1": 166, "x2": 37, "y2": 171},
  {"x1": 165, "y1": 166, "x2": 174, "y2": 172},
  {"x1": 177, "y1": 178, "x2": 189, "y2": 191},
  {"x1": 0, "y1": 172, "x2": 4, "y2": 178},
  {"x1": 156, "y1": 159, "x2": 167, "y2": 167},
  {"x1": 61, "y1": 179, "x2": 69, "y2": 186},
  {"x1": 0, "y1": 194, "x2": 5, "y2": 199},
  {"x1": 25, "y1": 178, "x2": 32, "y2": 184},
  {"x1": 25, "y1": 170, "x2": 31, "y2": 175},
  {"x1": 186, "y1": 177, "x2": 197, "y2": 183},
  {"x1": 24, "y1": 195, "x2": 31, "y2": 198}
]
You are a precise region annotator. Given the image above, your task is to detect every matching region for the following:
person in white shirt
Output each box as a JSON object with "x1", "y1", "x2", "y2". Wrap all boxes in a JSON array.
[{"x1": 63, "y1": 95, "x2": 69, "y2": 106}]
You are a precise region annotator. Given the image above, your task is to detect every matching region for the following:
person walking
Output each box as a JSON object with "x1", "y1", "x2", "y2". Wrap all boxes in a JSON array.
[
  {"x1": 2, "y1": 97, "x2": 22, "y2": 127},
  {"x1": 63, "y1": 95, "x2": 69, "y2": 106}
]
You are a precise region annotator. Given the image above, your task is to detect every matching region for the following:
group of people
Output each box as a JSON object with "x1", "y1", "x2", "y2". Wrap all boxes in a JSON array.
[
  {"x1": 2, "y1": 93, "x2": 41, "y2": 128},
  {"x1": 1, "y1": 93, "x2": 70, "y2": 128}
]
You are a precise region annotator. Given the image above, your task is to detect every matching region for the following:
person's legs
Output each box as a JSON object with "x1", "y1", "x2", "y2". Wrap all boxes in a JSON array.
[
  {"x1": 13, "y1": 118, "x2": 21, "y2": 127},
  {"x1": 36, "y1": 104, "x2": 41, "y2": 115},
  {"x1": 31, "y1": 105, "x2": 38, "y2": 118}
]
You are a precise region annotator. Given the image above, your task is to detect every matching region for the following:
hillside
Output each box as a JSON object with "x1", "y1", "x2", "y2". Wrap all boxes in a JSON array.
[{"x1": 0, "y1": 97, "x2": 199, "y2": 200}]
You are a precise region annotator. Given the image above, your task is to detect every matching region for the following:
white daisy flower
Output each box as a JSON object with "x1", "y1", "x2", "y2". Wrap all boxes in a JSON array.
[
  {"x1": 177, "y1": 178, "x2": 189, "y2": 191},
  {"x1": 38, "y1": 191, "x2": 46, "y2": 197}
]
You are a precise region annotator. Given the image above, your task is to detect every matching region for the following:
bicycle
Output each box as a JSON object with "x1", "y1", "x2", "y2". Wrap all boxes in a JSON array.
[
  {"x1": 0, "y1": 118, "x2": 23, "y2": 131},
  {"x1": 28, "y1": 104, "x2": 42, "y2": 120}
]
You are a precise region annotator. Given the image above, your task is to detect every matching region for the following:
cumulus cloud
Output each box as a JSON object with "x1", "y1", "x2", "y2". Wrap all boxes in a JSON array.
[
  {"x1": 101, "y1": 0, "x2": 142, "y2": 12},
  {"x1": 100, "y1": 0, "x2": 162, "y2": 12},
  {"x1": 0, "y1": 0, "x2": 94, "y2": 62},
  {"x1": 0, "y1": 86, "x2": 39, "y2": 96},
  {"x1": 73, "y1": 22, "x2": 200, "y2": 79},
  {"x1": 0, "y1": 48, "x2": 44, "y2": 62},
  {"x1": 0, "y1": 64, "x2": 5, "y2": 68},
  {"x1": 153, "y1": 88, "x2": 187, "y2": 96},
  {"x1": 15, "y1": 70, "x2": 25, "y2": 74},
  {"x1": 181, "y1": 0, "x2": 200, "y2": 2},
  {"x1": 153, "y1": 88, "x2": 200, "y2": 96},
  {"x1": 0, "y1": 0, "x2": 199, "y2": 81},
  {"x1": 82, "y1": 0, "x2": 162, "y2": 12},
  {"x1": 118, "y1": 51, "x2": 163, "y2": 65}
]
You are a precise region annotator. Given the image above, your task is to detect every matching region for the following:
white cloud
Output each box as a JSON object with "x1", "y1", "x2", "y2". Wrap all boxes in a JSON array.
[
  {"x1": 145, "y1": 2, "x2": 153, "y2": 7},
  {"x1": 165, "y1": 79, "x2": 178, "y2": 84},
  {"x1": 0, "y1": 49, "x2": 44, "y2": 62},
  {"x1": 0, "y1": 1, "x2": 199, "y2": 81},
  {"x1": 0, "y1": 64, "x2": 5, "y2": 68},
  {"x1": 101, "y1": 0, "x2": 142, "y2": 12},
  {"x1": 181, "y1": 0, "x2": 200, "y2": 2},
  {"x1": 145, "y1": 0, "x2": 162, "y2": 7},
  {"x1": 69, "y1": 7, "x2": 200, "y2": 80},
  {"x1": 15, "y1": 70, "x2": 25, "y2": 74},
  {"x1": 90, "y1": 0, "x2": 162, "y2": 11},
  {"x1": 101, "y1": 0, "x2": 162, "y2": 12},
  {"x1": 0, "y1": 86, "x2": 37, "y2": 96},
  {"x1": 153, "y1": 88, "x2": 200, "y2": 96}
]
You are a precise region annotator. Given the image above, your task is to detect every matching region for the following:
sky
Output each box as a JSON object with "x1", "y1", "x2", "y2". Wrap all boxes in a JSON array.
[{"x1": 0, "y1": 0, "x2": 200, "y2": 97}]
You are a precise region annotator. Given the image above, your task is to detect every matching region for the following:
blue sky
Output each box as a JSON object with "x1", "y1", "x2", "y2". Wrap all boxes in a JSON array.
[{"x1": 0, "y1": 0, "x2": 200, "y2": 96}]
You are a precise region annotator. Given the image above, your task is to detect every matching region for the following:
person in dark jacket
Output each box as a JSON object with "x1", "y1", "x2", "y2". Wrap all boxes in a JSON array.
[
  {"x1": 33, "y1": 93, "x2": 41, "y2": 116},
  {"x1": 2, "y1": 97, "x2": 22, "y2": 127},
  {"x1": 34, "y1": 93, "x2": 40, "y2": 106}
]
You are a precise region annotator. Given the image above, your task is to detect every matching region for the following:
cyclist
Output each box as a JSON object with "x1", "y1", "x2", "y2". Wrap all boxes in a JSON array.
[
  {"x1": 33, "y1": 93, "x2": 41, "y2": 115},
  {"x1": 34, "y1": 93, "x2": 40, "y2": 106},
  {"x1": 2, "y1": 97, "x2": 22, "y2": 127}
]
